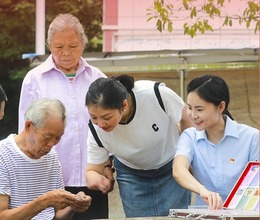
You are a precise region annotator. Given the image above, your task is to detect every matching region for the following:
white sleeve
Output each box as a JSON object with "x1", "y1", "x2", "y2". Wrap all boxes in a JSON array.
[
  {"x1": 87, "y1": 127, "x2": 110, "y2": 164},
  {"x1": 158, "y1": 83, "x2": 185, "y2": 123}
]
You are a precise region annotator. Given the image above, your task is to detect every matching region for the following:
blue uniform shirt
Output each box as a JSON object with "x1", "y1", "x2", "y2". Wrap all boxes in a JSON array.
[{"x1": 175, "y1": 116, "x2": 259, "y2": 205}]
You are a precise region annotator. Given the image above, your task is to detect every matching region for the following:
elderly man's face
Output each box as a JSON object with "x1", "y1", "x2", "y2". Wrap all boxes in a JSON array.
[{"x1": 25, "y1": 117, "x2": 65, "y2": 159}]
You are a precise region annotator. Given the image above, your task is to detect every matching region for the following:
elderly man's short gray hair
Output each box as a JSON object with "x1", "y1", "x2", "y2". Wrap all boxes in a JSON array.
[{"x1": 25, "y1": 98, "x2": 66, "y2": 128}]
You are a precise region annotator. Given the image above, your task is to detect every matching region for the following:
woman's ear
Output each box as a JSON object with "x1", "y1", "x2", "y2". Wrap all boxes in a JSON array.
[
  {"x1": 122, "y1": 99, "x2": 128, "y2": 112},
  {"x1": 219, "y1": 101, "x2": 226, "y2": 113}
]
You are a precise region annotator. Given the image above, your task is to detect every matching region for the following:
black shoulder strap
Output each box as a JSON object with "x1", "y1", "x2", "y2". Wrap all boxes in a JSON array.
[
  {"x1": 88, "y1": 120, "x2": 104, "y2": 148},
  {"x1": 154, "y1": 82, "x2": 165, "y2": 112}
]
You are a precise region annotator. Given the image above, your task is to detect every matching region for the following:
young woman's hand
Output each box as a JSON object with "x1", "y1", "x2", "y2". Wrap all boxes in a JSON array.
[{"x1": 199, "y1": 186, "x2": 223, "y2": 210}]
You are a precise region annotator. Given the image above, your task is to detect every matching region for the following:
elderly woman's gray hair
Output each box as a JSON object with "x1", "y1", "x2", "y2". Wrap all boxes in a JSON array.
[
  {"x1": 47, "y1": 13, "x2": 88, "y2": 49},
  {"x1": 25, "y1": 98, "x2": 66, "y2": 128}
]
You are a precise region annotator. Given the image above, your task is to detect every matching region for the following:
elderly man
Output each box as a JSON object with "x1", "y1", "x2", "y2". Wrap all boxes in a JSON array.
[{"x1": 0, "y1": 98, "x2": 91, "y2": 220}]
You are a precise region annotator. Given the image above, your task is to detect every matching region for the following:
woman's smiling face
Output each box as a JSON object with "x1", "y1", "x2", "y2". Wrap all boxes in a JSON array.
[{"x1": 187, "y1": 91, "x2": 224, "y2": 131}]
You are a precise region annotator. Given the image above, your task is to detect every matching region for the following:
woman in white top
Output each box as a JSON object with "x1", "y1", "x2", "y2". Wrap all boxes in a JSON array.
[{"x1": 85, "y1": 74, "x2": 194, "y2": 217}]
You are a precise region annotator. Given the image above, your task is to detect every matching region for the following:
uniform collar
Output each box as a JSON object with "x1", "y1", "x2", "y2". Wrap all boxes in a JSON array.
[{"x1": 196, "y1": 115, "x2": 239, "y2": 141}]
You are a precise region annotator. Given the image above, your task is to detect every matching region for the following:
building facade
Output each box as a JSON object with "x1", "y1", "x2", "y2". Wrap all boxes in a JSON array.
[{"x1": 102, "y1": 0, "x2": 259, "y2": 52}]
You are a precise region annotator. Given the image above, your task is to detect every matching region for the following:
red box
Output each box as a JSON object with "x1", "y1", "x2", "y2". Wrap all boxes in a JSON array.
[
  {"x1": 169, "y1": 161, "x2": 259, "y2": 219},
  {"x1": 223, "y1": 161, "x2": 259, "y2": 211}
]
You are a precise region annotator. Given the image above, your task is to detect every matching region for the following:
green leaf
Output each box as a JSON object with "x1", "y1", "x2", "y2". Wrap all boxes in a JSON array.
[
  {"x1": 166, "y1": 4, "x2": 174, "y2": 11},
  {"x1": 191, "y1": 7, "x2": 197, "y2": 19},
  {"x1": 182, "y1": 0, "x2": 189, "y2": 10},
  {"x1": 246, "y1": 20, "x2": 250, "y2": 28},
  {"x1": 149, "y1": 0, "x2": 259, "y2": 35},
  {"x1": 213, "y1": 7, "x2": 221, "y2": 16},
  {"x1": 147, "y1": 17, "x2": 154, "y2": 22},
  {"x1": 254, "y1": 21, "x2": 259, "y2": 33},
  {"x1": 204, "y1": 3, "x2": 211, "y2": 14},
  {"x1": 229, "y1": 19, "x2": 233, "y2": 26},
  {"x1": 192, "y1": 24, "x2": 197, "y2": 33},
  {"x1": 217, "y1": 0, "x2": 225, "y2": 7},
  {"x1": 156, "y1": 19, "x2": 163, "y2": 32},
  {"x1": 190, "y1": 29, "x2": 196, "y2": 38},
  {"x1": 223, "y1": 16, "x2": 229, "y2": 26},
  {"x1": 168, "y1": 21, "x2": 173, "y2": 32},
  {"x1": 183, "y1": 23, "x2": 189, "y2": 35}
]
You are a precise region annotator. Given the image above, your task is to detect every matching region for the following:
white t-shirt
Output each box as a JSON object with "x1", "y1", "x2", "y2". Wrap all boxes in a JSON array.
[
  {"x1": 0, "y1": 134, "x2": 64, "y2": 220},
  {"x1": 87, "y1": 80, "x2": 185, "y2": 170}
]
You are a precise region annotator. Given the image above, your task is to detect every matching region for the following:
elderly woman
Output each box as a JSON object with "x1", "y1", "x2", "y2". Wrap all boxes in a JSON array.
[{"x1": 18, "y1": 13, "x2": 112, "y2": 220}]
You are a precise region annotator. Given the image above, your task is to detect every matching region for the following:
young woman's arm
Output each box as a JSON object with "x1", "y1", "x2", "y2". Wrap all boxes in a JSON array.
[
  {"x1": 86, "y1": 163, "x2": 114, "y2": 194},
  {"x1": 173, "y1": 155, "x2": 223, "y2": 209}
]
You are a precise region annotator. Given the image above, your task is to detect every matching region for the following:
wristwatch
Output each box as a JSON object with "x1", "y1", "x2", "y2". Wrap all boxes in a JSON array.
[{"x1": 104, "y1": 164, "x2": 115, "y2": 173}]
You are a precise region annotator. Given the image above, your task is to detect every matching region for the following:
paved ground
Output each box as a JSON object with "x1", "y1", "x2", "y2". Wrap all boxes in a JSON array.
[{"x1": 107, "y1": 69, "x2": 259, "y2": 218}]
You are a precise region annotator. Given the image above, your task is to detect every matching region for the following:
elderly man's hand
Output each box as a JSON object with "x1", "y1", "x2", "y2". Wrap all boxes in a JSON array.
[
  {"x1": 46, "y1": 189, "x2": 78, "y2": 210},
  {"x1": 70, "y1": 191, "x2": 92, "y2": 213}
]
